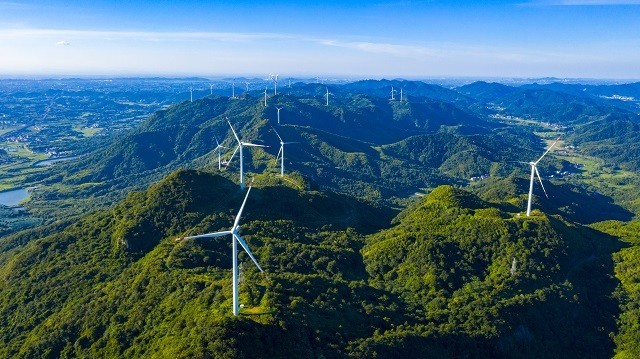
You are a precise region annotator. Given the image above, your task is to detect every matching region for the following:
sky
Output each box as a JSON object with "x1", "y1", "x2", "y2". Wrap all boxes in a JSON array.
[{"x1": 0, "y1": 0, "x2": 639, "y2": 79}]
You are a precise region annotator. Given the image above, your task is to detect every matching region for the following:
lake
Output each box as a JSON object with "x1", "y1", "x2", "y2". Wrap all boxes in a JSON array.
[
  {"x1": 34, "y1": 156, "x2": 79, "y2": 167},
  {"x1": 0, "y1": 188, "x2": 29, "y2": 207}
]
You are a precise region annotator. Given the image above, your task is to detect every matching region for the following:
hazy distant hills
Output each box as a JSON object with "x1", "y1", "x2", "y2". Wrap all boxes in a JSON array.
[{"x1": 27, "y1": 85, "x2": 540, "y2": 220}]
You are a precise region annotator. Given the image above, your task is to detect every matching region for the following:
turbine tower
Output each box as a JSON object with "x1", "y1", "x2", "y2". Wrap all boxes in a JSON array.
[
  {"x1": 190, "y1": 86, "x2": 193, "y2": 102},
  {"x1": 232, "y1": 80, "x2": 236, "y2": 99},
  {"x1": 276, "y1": 106, "x2": 283, "y2": 125},
  {"x1": 210, "y1": 84, "x2": 214, "y2": 95},
  {"x1": 226, "y1": 120, "x2": 268, "y2": 189},
  {"x1": 176, "y1": 182, "x2": 263, "y2": 316},
  {"x1": 400, "y1": 87, "x2": 404, "y2": 102},
  {"x1": 525, "y1": 137, "x2": 560, "y2": 216},
  {"x1": 245, "y1": 81, "x2": 250, "y2": 93},
  {"x1": 390, "y1": 86, "x2": 396, "y2": 100},
  {"x1": 272, "y1": 127, "x2": 298, "y2": 176}
]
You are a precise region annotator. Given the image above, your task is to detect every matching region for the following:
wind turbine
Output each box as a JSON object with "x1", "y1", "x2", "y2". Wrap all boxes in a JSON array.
[
  {"x1": 245, "y1": 81, "x2": 250, "y2": 93},
  {"x1": 272, "y1": 127, "x2": 298, "y2": 176},
  {"x1": 390, "y1": 87, "x2": 396, "y2": 100},
  {"x1": 263, "y1": 87, "x2": 268, "y2": 107},
  {"x1": 400, "y1": 87, "x2": 404, "y2": 102},
  {"x1": 214, "y1": 136, "x2": 226, "y2": 170},
  {"x1": 275, "y1": 106, "x2": 283, "y2": 125},
  {"x1": 176, "y1": 182, "x2": 263, "y2": 316},
  {"x1": 190, "y1": 86, "x2": 193, "y2": 102},
  {"x1": 325, "y1": 87, "x2": 332, "y2": 106},
  {"x1": 210, "y1": 84, "x2": 214, "y2": 95},
  {"x1": 524, "y1": 137, "x2": 560, "y2": 216},
  {"x1": 226, "y1": 120, "x2": 268, "y2": 189}
]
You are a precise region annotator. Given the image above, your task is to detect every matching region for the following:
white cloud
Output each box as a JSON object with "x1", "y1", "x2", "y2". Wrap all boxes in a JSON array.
[{"x1": 56, "y1": 40, "x2": 70, "y2": 46}]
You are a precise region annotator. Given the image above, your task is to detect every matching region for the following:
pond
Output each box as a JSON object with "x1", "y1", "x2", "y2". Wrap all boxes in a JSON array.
[
  {"x1": 0, "y1": 188, "x2": 29, "y2": 207},
  {"x1": 34, "y1": 156, "x2": 80, "y2": 167}
]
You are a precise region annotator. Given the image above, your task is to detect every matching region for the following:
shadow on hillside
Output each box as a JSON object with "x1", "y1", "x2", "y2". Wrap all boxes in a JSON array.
[
  {"x1": 542, "y1": 181, "x2": 634, "y2": 224},
  {"x1": 498, "y1": 217, "x2": 626, "y2": 358}
]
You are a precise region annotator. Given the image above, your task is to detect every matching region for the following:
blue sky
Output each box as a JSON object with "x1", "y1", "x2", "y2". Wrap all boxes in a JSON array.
[{"x1": 1, "y1": 0, "x2": 639, "y2": 78}]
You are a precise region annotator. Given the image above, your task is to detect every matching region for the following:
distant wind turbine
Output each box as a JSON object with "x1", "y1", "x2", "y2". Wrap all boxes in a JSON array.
[
  {"x1": 390, "y1": 87, "x2": 396, "y2": 100},
  {"x1": 176, "y1": 182, "x2": 263, "y2": 316},
  {"x1": 232, "y1": 80, "x2": 236, "y2": 99},
  {"x1": 325, "y1": 87, "x2": 333, "y2": 106},
  {"x1": 190, "y1": 86, "x2": 193, "y2": 102},
  {"x1": 523, "y1": 137, "x2": 560, "y2": 216},
  {"x1": 400, "y1": 87, "x2": 404, "y2": 102},
  {"x1": 275, "y1": 106, "x2": 283, "y2": 125},
  {"x1": 214, "y1": 136, "x2": 226, "y2": 170},
  {"x1": 245, "y1": 81, "x2": 250, "y2": 93},
  {"x1": 226, "y1": 119, "x2": 268, "y2": 189},
  {"x1": 272, "y1": 127, "x2": 298, "y2": 176},
  {"x1": 264, "y1": 87, "x2": 268, "y2": 107},
  {"x1": 210, "y1": 84, "x2": 214, "y2": 95}
]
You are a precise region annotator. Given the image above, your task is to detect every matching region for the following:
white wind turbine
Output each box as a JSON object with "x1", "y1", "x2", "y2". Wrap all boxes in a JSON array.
[
  {"x1": 275, "y1": 106, "x2": 283, "y2": 125},
  {"x1": 210, "y1": 84, "x2": 214, "y2": 95},
  {"x1": 400, "y1": 87, "x2": 404, "y2": 102},
  {"x1": 176, "y1": 182, "x2": 263, "y2": 316},
  {"x1": 190, "y1": 86, "x2": 193, "y2": 102},
  {"x1": 272, "y1": 127, "x2": 298, "y2": 176},
  {"x1": 523, "y1": 137, "x2": 560, "y2": 216},
  {"x1": 245, "y1": 81, "x2": 250, "y2": 93},
  {"x1": 263, "y1": 87, "x2": 268, "y2": 107},
  {"x1": 226, "y1": 120, "x2": 268, "y2": 189},
  {"x1": 390, "y1": 86, "x2": 396, "y2": 100},
  {"x1": 214, "y1": 136, "x2": 226, "y2": 170},
  {"x1": 325, "y1": 87, "x2": 333, "y2": 106}
]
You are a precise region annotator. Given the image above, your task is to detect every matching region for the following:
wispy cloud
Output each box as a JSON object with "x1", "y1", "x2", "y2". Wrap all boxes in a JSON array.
[
  {"x1": 0, "y1": 28, "x2": 294, "y2": 43},
  {"x1": 523, "y1": 0, "x2": 640, "y2": 5},
  {"x1": 317, "y1": 39, "x2": 438, "y2": 57},
  {"x1": 56, "y1": 41, "x2": 70, "y2": 46}
]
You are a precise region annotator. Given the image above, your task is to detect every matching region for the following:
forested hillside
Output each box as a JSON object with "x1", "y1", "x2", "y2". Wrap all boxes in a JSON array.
[{"x1": 0, "y1": 171, "x2": 626, "y2": 358}]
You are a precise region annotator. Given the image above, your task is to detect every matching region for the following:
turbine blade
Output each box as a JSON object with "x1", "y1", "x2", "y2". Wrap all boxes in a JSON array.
[
  {"x1": 534, "y1": 136, "x2": 560, "y2": 164},
  {"x1": 272, "y1": 127, "x2": 283, "y2": 142},
  {"x1": 242, "y1": 142, "x2": 268, "y2": 148},
  {"x1": 276, "y1": 146, "x2": 283, "y2": 161},
  {"x1": 234, "y1": 233, "x2": 263, "y2": 272},
  {"x1": 227, "y1": 119, "x2": 241, "y2": 144},
  {"x1": 233, "y1": 184, "x2": 253, "y2": 229},
  {"x1": 534, "y1": 166, "x2": 549, "y2": 198},
  {"x1": 215, "y1": 136, "x2": 221, "y2": 147},
  {"x1": 225, "y1": 144, "x2": 240, "y2": 167},
  {"x1": 181, "y1": 230, "x2": 233, "y2": 240},
  {"x1": 283, "y1": 142, "x2": 299, "y2": 145}
]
